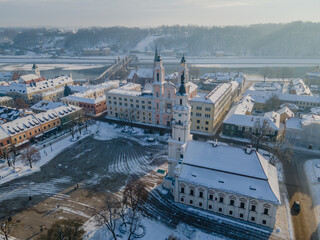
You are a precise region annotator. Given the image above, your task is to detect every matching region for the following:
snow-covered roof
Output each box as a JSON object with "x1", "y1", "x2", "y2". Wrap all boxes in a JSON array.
[
  {"x1": 8, "y1": 75, "x2": 73, "y2": 95},
  {"x1": 53, "y1": 105, "x2": 82, "y2": 117},
  {"x1": 186, "y1": 81, "x2": 198, "y2": 94},
  {"x1": 165, "y1": 72, "x2": 179, "y2": 80},
  {"x1": 0, "y1": 126, "x2": 10, "y2": 140},
  {"x1": 31, "y1": 100, "x2": 64, "y2": 112},
  {"x1": 291, "y1": 78, "x2": 312, "y2": 96},
  {"x1": 250, "y1": 82, "x2": 282, "y2": 92},
  {"x1": 62, "y1": 94, "x2": 106, "y2": 104},
  {"x1": 0, "y1": 107, "x2": 29, "y2": 121},
  {"x1": 127, "y1": 68, "x2": 153, "y2": 80},
  {"x1": 190, "y1": 83, "x2": 230, "y2": 104},
  {"x1": 19, "y1": 74, "x2": 43, "y2": 83},
  {"x1": 108, "y1": 89, "x2": 142, "y2": 97},
  {"x1": 34, "y1": 109, "x2": 60, "y2": 123},
  {"x1": 0, "y1": 96, "x2": 13, "y2": 103},
  {"x1": 179, "y1": 141, "x2": 280, "y2": 204},
  {"x1": 227, "y1": 95, "x2": 254, "y2": 116},
  {"x1": 276, "y1": 107, "x2": 294, "y2": 117},
  {"x1": 245, "y1": 90, "x2": 320, "y2": 104},
  {"x1": 280, "y1": 103, "x2": 299, "y2": 110},
  {"x1": 201, "y1": 72, "x2": 246, "y2": 81},
  {"x1": 1, "y1": 115, "x2": 40, "y2": 136},
  {"x1": 223, "y1": 114, "x2": 279, "y2": 130}
]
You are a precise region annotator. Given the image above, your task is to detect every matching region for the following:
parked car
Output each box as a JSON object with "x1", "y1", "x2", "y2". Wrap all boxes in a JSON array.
[{"x1": 293, "y1": 201, "x2": 300, "y2": 213}]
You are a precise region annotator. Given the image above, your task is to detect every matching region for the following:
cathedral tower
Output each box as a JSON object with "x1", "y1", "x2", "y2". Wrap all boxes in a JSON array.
[{"x1": 163, "y1": 71, "x2": 191, "y2": 191}]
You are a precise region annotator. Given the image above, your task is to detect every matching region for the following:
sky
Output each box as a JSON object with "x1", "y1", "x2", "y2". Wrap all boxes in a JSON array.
[{"x1": 0, "y1": 0, "x2": 320, "y2": 28}]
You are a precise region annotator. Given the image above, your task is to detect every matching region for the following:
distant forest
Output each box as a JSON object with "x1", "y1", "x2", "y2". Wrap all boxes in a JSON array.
[{"x1": 1, "y1": 21, "x2": 320, "y2": 57}]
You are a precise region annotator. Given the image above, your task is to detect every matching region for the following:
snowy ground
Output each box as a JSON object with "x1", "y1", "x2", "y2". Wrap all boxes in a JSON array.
[
  {"x1": 304, "y1": 159, "x2": 320, "y2": 240},
  {"x1": 0, "y1": 122, "x2": 168, "y2": 186},
  {"x1": 0, "y1": 124, "x2": 95, "y2": 185},
  {"x1": 84, "y1": 217, "x2": 226, "y2": 240}
]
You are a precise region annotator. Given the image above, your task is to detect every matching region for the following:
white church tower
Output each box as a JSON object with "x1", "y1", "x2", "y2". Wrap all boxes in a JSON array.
[
  {"x1": 32, "y1": 64, "x2": 41, "y2": 77},
  {"x1": 163, "y1": 71, "x2": 192, "y2": 191}
]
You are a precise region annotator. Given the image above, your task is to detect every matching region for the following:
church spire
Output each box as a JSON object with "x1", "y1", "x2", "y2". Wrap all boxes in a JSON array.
[
  {"x1": 181, "y1": 54, "x2": 186, "y2": 64},
  {"x1": 154, "y1": 48, "x2": 161, "y2": 62},
  {"x1": 178, "y1": 71, "x2": 186, "y2": 95}
]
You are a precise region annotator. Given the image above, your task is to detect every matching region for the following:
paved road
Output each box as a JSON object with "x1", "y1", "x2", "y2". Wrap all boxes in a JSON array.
[{"x1": 283, "y1": 149, "x2": 320, "y2": 240}]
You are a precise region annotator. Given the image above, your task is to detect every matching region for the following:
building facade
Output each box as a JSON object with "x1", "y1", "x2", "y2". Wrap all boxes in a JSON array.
[
  {"x1": 163, "y1": 80, "x2": 281, "y2": 229},
  {"x1": 106, "y1": 52, "x2": 198, "y2": 128},
  {"x1": 190, "y1": 83, "x2": 233, "y2": 134}
]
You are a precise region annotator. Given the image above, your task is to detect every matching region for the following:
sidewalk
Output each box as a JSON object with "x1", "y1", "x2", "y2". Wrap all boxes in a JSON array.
[{"x1": 304, "y1": 159, "x2": 320, "y2": 240}]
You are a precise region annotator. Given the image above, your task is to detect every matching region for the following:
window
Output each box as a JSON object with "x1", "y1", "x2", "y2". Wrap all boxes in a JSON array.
[
  {"x1": 205, "y1": 114, "x2": 210, "y2": 118},
  {"x1": 29, "y1": 132, "x2": 32, "y2": 135},
  {"x1": 197, "y1": 120, "x2": 200, "y2": 123},
  {"x1": 230, "y1": 200, "x2": 234, "y2": 206},
  {"x1": 181, "y1": 198, "x2": 184, "y2": 202},
  {"x1": 229, "y1": 210, "x2": 233, "y2": 215},
  {"x1": 196, "y1": 106, "x2": 202, "y2": 110},
  {"x1": 156, "y1": 92, "x2": 159, "y2": 98},
  {"x1": 205, "y1": 127, "x2": 208, "y2": 131},
  {"x1": 181, "y1": 187, "x2": 184, "y2": 194},
  {"x1": 190, "y1": 189, "x2": 194, "y2": 196},
  {"x1": 263, "y1": 208, "x2": 269, "y2": 215},
  {"x1": 219, "y1": 208, "x2": 222, "y2": 212},
  {"x1": 205, "y1": 121, "x2": 209, "y2": 125},
  {"x1": 157, "y1": 103, "x2": 159, "y2": 109},
  {"x1": 180, "y1": 99, "x2": 182, "y2": 105},
  {"x1": 205, "y1": 107, "x2": 211, "y2": 111},
  {"x1": 208, "y1": 205, "x2": 212, "y2": 209},
  {"x1": 199, "y1": 192, "x2": 203, "y2": 198},
  {"x1": 0, "y1": 143, "x2": 3, "y2": 147},
  {"x1": 251, "y1": 217, "x2": 255, "y2": 222},
  {"x1": 209, "y1": 194, "x2": 213, "y2": 200},
  {"x1": 19, "y1": 136, "x2": 22, "y2": 140},
  {"x1": 196, "y1": 113, "x2": 201, "y2": 117},
  {"x1": 190, "y1": 200, "x2": 193, "y2": 204},
  {"x1": 219, "y1": 197, "x2": 224, "y2": 203},
  {"x1": 240, "y1": 213, "x2": 244, "y2": 218},
  {"x1": 157, "y1": 73, "x2": 160, "y2": 82},
  {"x1": 240, "y1": 202, "x2": 245, "y2": 209},
  {"x1": 251, "y1": 205, "x2": 256, "y2": 212},
  {"x1": 199, "y1": 202, "x2": 202, "y2": 207},
  {"x1": 262, "y1": 220, "x2": 267, "y2": 225}
]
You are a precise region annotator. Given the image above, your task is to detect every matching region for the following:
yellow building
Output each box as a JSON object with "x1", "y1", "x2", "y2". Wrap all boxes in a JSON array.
[{"x1": 190, "y1": 83, "x2": 233, "y2": 134}]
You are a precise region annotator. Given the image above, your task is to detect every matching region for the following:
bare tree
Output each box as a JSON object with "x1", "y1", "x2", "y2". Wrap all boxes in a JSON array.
[
  {"x1": 267, "y1": 140, "x2": 293, "y2": 166},
  {"x1": 263, "y1": 95, "x2": 281, "y2": 112},
  {"x1": 21, "y1": 146, "x2": 41, "y2": 168},
  {"x1": 260, "y1": 67, "x2": 273, "y2": 81},
  {"x1": 247, "y1": 118, "x2": 273, "y2": 151},
  {"x1": 123, "y1": 179, "x2": 148, "y2": 240},
  {"x1": 93, "y1": 178, "x2": 148, "y2": 240},
  {"x1": 38, "y1": 218, "x2": 84, "y2": 240},
  {"x1": 0, "y1": 218, "x2": 15, "y2": 240},
  {"x1": 14, "y1": 98, "x2": 29, "y2": 109},
  {"x1": 94, "y1": 194, "x2": 122, "y2": 240}
]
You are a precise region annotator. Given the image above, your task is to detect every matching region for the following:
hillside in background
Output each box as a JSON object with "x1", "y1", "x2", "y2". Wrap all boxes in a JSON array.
[{"x1": 1, "y1": 21, "x2": 320, "y2": 57}]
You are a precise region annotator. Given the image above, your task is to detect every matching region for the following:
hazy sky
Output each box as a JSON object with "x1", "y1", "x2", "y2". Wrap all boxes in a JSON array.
[{"x1": 0, "y1": 0, "x2": 319, "y2": 27}]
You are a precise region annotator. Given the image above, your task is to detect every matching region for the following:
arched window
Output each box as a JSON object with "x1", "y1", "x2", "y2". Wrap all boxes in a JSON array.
[{"x1": 157, "y1": 73, "x2": 160, "y2": 82}]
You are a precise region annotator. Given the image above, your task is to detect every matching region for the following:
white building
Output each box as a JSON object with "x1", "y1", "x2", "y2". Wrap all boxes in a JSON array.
[
  {"x1": 163, "y1": 78, "x2": 281, "y2": 228},
  {"x1": 285, "y1": 113, "x2": 320, "y2": 150}
]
